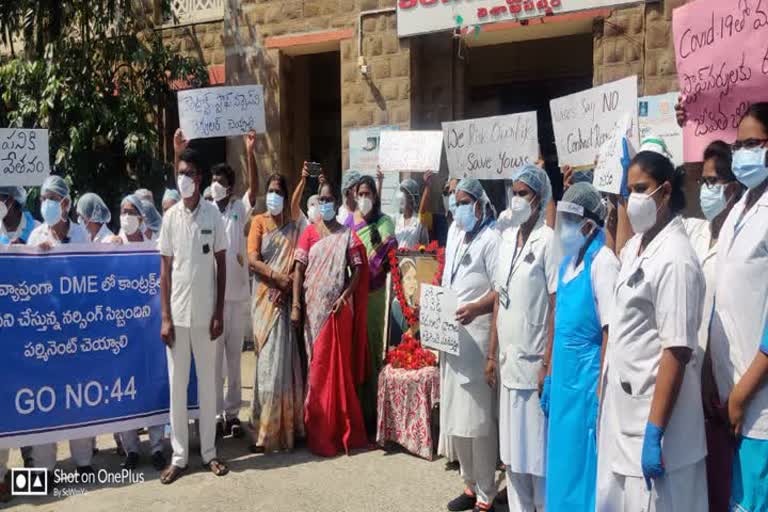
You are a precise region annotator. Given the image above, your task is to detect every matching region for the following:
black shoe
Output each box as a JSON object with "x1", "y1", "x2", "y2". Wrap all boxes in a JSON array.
[
  {"x1": 122, "y1": 452, "x2": 140, "y2": 470},
  {"x1": 447, "y1": 493, "x2": 477, "y2": 511},
  {"x1": 151, "y1": 451, "x2": 166, "y2": 471},
  {"x1": 76, "y1": 465, "x2": 96, "y2": 477},
  {"x1": 227, "y1": 418, "x2": 244, "y2": 439}
]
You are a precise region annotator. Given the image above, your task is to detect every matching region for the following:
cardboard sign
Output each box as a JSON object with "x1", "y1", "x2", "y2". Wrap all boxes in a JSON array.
[
  {"x1": 673, "y1": 0, "x2": 768, "y2": 162},
  {"x1": 638, "y1": 92, "x2": 684, "y2": 167},
  {"x1": 419, "y1": 284, "x2": 459, "y2": 356},
  {"x1": 348, "y1": 126, "x2": 401, "y2": 217},
  {"x1": 443, "y1": 112, "x2": 538, "y2": 180},
  {"x1": 177, "y1": 85, "x2": 266, "y2": 140},
  {"x1": 550, "y1": 76, "x2": 639, "y2": 168},
  {"x1": 379, "y1": 131, "x2": 443, "y2": 173},
  {"x1": 0, "y1": 129, "x2": 50, "y2": 187},
  {"x1": 593, "y1": 113, "x2": 634, "y2": 195}
]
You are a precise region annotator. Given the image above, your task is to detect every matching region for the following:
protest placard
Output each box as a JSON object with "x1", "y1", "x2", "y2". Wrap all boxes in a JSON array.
[
  {"x1": 593, "y1": 113, "x2": 634, "y2": 195},
  {"x1": 638, "y1": 92, "x2": 684, "y2": 167},
  {"x1": 672, "y1": 0, "x2": 768, "y2": 162},
  {"x1": 349, "y1": 126, "x2": 400, "y2": 217},
  {"x1": 0, "y1": 128, "x2": 50, "y2": 187},
  {"x1": 550, "y1": 76, "x2": 639, "y2": 168},
  {"x1": 443, "y1": 112, "x2": 538, "y2": 180},
  {"x1": 419, "y1": 284, "x2": 459, "y2": 356},
  {"x1": 379, "y1": 131, "x2": 443, "y2": 173},
  {"x1": 178, "y1": 85, "x2": 266, "y2": 140}
]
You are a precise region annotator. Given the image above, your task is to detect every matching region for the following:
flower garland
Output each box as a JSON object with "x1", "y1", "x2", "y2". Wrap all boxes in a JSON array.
[
  {"x1": 386, "y1": 333, "x2": 437, "y2": 370},
  {"x1": 388, "y1": 241, "x2": 445, "y2": 328}
]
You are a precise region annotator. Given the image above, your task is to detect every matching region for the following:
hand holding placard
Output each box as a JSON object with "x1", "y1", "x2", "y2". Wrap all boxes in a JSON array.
[
  {"x1": 419, "y1": 284, "x2": 459, "y2": 356},
  {"x1": 0, "y1": 128, "x2": 50, "y2": 187}
]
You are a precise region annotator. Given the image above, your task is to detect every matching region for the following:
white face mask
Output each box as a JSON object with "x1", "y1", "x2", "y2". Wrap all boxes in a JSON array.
[
  {"x1": 627, "y1": 185, "x2": 663, "y2": 234},
  {"x1": 211, "y1": 181, "x2": 228, "y2": 202},
  {"x1": 177, "y1": 174, "x2": 196, "y2": 199},
  {"x1": 266, "y1": 192, "x2": 285, "y2": 216},
  {"x1": 0, "y1": 200, "x2": 7, "y2": 222},
  {"x1": 505, "y1": 196, "x2": 533, "y2": 227},
  {"x1": 358, "y1": 196, "x2": 373, "y2": 216},
  {"x1": 121, "y1": 214, "x2": 140, "y2": 235}
]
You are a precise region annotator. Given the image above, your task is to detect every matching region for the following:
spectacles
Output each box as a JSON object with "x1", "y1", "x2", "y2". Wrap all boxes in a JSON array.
[
  {"x1": 697, "y1": 176, "x2": 733, "y2": 189},
  {"x1": 731, "y1": 138, "x2": 768, "y2": 151}
]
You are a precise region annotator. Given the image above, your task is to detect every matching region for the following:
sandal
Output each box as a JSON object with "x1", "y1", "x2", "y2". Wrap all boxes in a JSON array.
[
  {"x1": 203, "y1": 458, "x2": 229, "y2": 476},
  {"x1": 159, "y1": 464, "x2": 187, "y2": 485}
]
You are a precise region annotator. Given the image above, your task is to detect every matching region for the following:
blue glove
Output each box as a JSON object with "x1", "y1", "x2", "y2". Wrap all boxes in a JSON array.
[
  {"x1": 540, "y1": 375, "x2": 551, "y2": 417},
  {"x1": 641, "y1": 421, "x2": 665, "y2": 490},
  {"x1": 760, "y1": 323, "x2": 768, "y2": 356}
]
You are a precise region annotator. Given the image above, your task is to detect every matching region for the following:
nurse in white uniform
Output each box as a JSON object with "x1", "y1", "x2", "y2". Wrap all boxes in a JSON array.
[
  {"x1": 76, "y1": 193, "x2": 114, "y2": 242},
  {"x1": 486, "y1": 165, "x2": 554, "y2": 512},
  {"x1": 393, "y1": 176, "x2": 430, "y2": 249},
  {"x1": 442, "y1": 178, "x2": 500, "y2": 512},
  {"x1": 709, "y1": 103, "x2": 768, "y2": 512},
  {"x1": 596, "y1": 151, "x2": 708, "y2": 511}
]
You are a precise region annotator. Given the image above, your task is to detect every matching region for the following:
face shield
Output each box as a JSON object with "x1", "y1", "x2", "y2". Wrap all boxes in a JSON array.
[{"x1": 553, "y1": 201, "x2": 600, "y2": 268}]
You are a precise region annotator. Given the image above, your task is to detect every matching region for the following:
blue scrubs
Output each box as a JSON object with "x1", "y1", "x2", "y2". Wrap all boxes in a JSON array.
[
  {"x1": 546, "y1": 231, "x2": 605, "y2": 510},
  {"x1": 0, "y1": 210, "x2": 35, "y2": 245},
  {"x1": 732, "y1": 436, "x2": 768, "y2": 512}
]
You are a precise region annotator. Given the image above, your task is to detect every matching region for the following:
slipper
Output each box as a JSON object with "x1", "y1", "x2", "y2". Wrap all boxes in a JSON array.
[
  {"x1": 160, "y1": 464, "x2": 187, "y2": 485},
  {"x1": 203, "y1": 458, "x2": 229, "y2": 477}
]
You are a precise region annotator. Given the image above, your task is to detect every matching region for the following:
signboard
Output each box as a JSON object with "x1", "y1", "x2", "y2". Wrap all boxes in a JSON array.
[
  {"x1": 177, "y1": 85, "x2": 266, "y2": 140},
  {"x1": 419, "y1": 284, "x2": 459, "y2": 356},
  {"x1": 638, "y1": 92, "x2": 684, "y2": 167},
  {"x1": 349, "y1": 126, "x2": 400, "y2": 217},
  {"x1": 550, "y1": 76, "x2": 639, "y2": 168},
  {"x1": 673, "y1": 0, "x2": 768, "y2": 162},
  {"x1": 593, "y1": 113, "x2": 633, "y2": 195},
  {"x1": 443, "y1": 112, "x2": 538, "y2": 180},
  {"x1": 379, "y1": 130, "x2": 443, "y2": 173},
  {"x1": 0, "y1": 129, "x2": 50, "y2": 187},
  {"x1": 397, "y1": 0, "x2": 651, "y2": 38}
]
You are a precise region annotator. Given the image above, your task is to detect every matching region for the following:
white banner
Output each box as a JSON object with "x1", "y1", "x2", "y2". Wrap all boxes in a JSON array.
[
  {"x1": 379, "y1": 131, "x2": 443, "y2": 173},
  {"x1": 349, "y1": 126, "x2": 400, "y2": 217},
  {"x1": 419, "y1": 284, "x2": 459, "y2": 356},
  {"x1": 638, "y1": 92, "x2": 683, "y2": 167},
  {"x1": 593, "y1": 113, "x2": 634, "y2": 195},
  {"x1": 0, "y1": 129, "x2": 50, "y2": 187},
  {"x1": 550, "y1": 76, "x2": 639, "y2": 168},
  {"x1": 177, "y1": 85, "x2": 266, "y2": 140},
  {"x1": 397, "y1": 0, "x2": 650, "y2": 38},
  {"x1": 443, "y1": 112, "x2": 538, "y2": 180}
]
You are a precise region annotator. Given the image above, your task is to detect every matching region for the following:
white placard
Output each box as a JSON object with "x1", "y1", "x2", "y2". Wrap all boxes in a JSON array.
[
  {"x1": 379, "y1": 131, "x2": 443, "y2": 173},
  {"x1": 443, "y1": 112, "x2": 538, "y2": 180},
  {"x1": 349, "y1": 126, "x2": 400, "y2": 217},
  {"x1": 550, "y1": 76, "x2": 639, "y2": 168},
  {"x1": 177, "y1": 85, "x2": 266, "y2": 140},
  {"x1": 593, "y1": 113, "x2": 634, "y2": 195},
  {"x1": 419, "y1": 284, "x2": 459, "y2": 356},
  {"x1": 638, "y1": 92, "x2": 683, "y2": 167},
  {"x1": 0, "y1": 129, "x2": 50, "y2": 187}
]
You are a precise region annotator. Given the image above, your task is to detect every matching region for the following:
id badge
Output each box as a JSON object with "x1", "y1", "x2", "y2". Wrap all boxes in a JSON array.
[{"x1": 499, "y1": 287, "x2": 510, "y2": 309}]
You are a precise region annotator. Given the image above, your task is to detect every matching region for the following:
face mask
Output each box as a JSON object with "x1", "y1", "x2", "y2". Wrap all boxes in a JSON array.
[
  {"x1": 505, "y1": 196, "x2": 533, "y2": 227},
  {"x1": 732, "y1": 147, "x2": 768, "y2": 189},
  {"x1": 560, "y1": 221, "x2": 587, "y2": 257},
  {"x1": 448, "y1": 193, "x2": 457, "y2": 216},
  {"x1": 454, "y1": 202, "x2": 477, "y2": 232},
  {"x1": 358, "y1": 196, "x2": 373, "y2": 216},
  {"x1": 700, "y1": 184, "x2": 727, "y2": 221},
  {"x1": 0, "y1": 200, "x2": 7, "y2": 222},
  {"x1": 121, "y1": 214, "x2": 140, "y2": 235},
  {"x1": 396, "y1": 191, "x2": 406, "y2": 214},
  {"x1": 627, "y1": 185, "x2": 663, "y2": 234},
  {"x1": 266, "y1": 192, "x2": 284, "y2": 216},
  {"x1": 41, "y1": 199, "x2": 63, "y2": 226},
  {"x1": 319, "y1": 202, "x2": 336, "y2": 222},
  {"x1": 211, "y1": 181, "x2": 228, "y2": 202},
  {"x1": 177, "y1": 174, "x2": 196, "y2": 199}
]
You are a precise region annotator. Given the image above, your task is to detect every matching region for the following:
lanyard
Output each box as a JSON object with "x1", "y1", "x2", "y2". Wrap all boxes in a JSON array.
[
  {"x1": 504, "y1": 237, "x2": 526, "y2": 290},
  {"x1": 450, "y1": 236, "x2": 476, "y2": 286}
]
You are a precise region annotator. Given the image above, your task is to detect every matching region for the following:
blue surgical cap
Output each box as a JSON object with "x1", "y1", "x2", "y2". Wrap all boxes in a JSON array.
[
  {"x1": 120, "y1": 194, "x2": 145, "y2": 217},
  {"x1": 456, "y1": 177, "x2": 485, "y2": 201},
  {"x1": 76, "y1": 193, "x2": 112, "y2": 224},
  {"x1": 41, "y1": 175, "x2": 70, "y2": 199},
  {"x1": 342, "y1": 170, "x2": 362, "y2": 194},
  {"x1": 162, "y1": 189, "x2": 181, "y2": 204},
  {"x1": 134, "y1": 188, "x2": 153, "y2": 202},
  {"x1": 0, "y1": 186, "x2": 27, "y2": 206},
  {"x1": 561, "y1": 182, "x2": 607, "y2": 223},
  {"x1": 513, "y1": 164, "x2": 552, "y2": 223},
  {"x1": 140, "y1": 199, "x2": 162, "y2": 232}
]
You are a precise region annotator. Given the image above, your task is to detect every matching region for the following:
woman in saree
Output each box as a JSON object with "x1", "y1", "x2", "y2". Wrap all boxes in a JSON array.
[
  {"x1": 292, "y1": 182, "x2": 370, "y2": 457},
  {"x1": 247, "y1": 173, "x2": 306, "y2": 453},
  {"x1": 344, "y1": 175, "x2": 397, "y2": 433}
]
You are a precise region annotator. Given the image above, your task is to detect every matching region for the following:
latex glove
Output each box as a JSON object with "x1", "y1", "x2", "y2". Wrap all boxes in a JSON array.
[
  {"x1": 641, "y1": 421, "x2": 665, "y2": 490},
  {"x1": 540, "y1": 375, "x2": 551, "y2": 417}
]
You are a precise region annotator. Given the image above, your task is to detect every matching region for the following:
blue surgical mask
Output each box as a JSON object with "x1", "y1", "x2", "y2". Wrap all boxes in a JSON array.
[
  {"x1": 448, "y1": 193, "x2": 457, "y2": 216},
  {"x1": 732, "y1": 147, "x2": 768, "y2": 189},
  {"x1": 560, "y1": 221, "x2": 587, "y2": 257},
  {"x1": 319, "y1": 202, "x2": 335, "y2": 222},
  {"x1": 266, "y1": 192, "x2": 284, "y2": 216},
  {"x1": 454, "y1": 202, "x2": 477, "y2": 232},
  {"x1": 41, "y1": 199, "x2": 62, "y2": 226},
  {"x1": 699, "y1": 184, "x2": 727, "y2": 221}
]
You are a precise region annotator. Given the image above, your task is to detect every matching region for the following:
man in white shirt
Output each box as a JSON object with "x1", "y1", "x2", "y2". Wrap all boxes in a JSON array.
[{"x1": 158, "y1": 148, "x2": 229, "y2": 484}]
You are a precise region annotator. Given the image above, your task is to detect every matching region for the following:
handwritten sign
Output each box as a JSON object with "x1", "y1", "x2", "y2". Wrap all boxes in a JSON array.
[
  {"x1": 419, "y1": 284, "x2": 459, "y2": 356},
  {"x1": 0, "y1": 129, "x2": 50, "y2": 187},
  {"x1": 349, "y1": 126, "x2": 400, "y2": 217},
  {"x1": 379, "y1": 131, "x2": 443, "y2": 173},
  {"x1": 593, "y1": 113, "x2": 634, "y2": 195},
  {"x1": 672, "y1": 0, "x2": 768, "y2": 162},
  {"x1": 442, "y1": 112, "x2": 538, "y2": 180},
  {"x1": 550, "y1": 76, "x2": 639, "y2": 168},
  {"x1": 638, "y1": 92, "x2": 684, "y2": 167},
  {"x1": 177, "y1": 85, "x2": 266, "y2": 140}
]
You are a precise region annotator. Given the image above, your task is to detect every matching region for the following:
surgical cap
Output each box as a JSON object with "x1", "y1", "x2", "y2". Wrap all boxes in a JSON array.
[
  {"x1": 561, "y1": 182, "x2": 607, "y2": 224},
  {"x1": 456, "y1": 177, "x2": 485, "y2": 200},
  {"x1": 0, "y1": 186, "x2": 27, "y2": 206},
  {"x1": 162, "y1": 189, "x2": 181, "y2": 204},
  {"x1": 399, "y1": 178, "x2": 420, "y2": 206},
  {"x1": 76, "y1": 193, "x2": 112, "y2": 224},
  {"x1": 639, "y1": 135, "x2": 673, "y2": 162},
  {"x1": 140, "y1": 199, "x2": 162, "y2": 232},
  {"x1": 41, "y1": 175, "x2": 70, "y2": 199},
  {"x1": 512, "y1": 164, "x2": 552, "y2": 224},
  {"x1": 135, "y1": 188, "x2": 154, "y2": 202},
  {"x1": 341, "y1": 170, "x2": 362, "y2": 194},
  {"x1": 120, "y1": 194, "x2": 145, "y2": 217}
]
